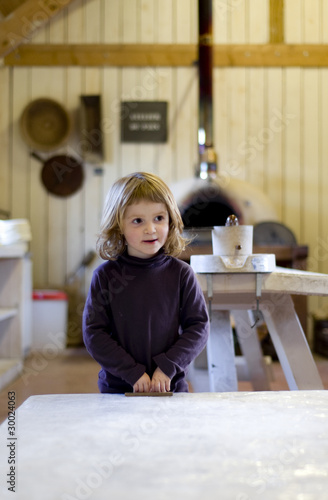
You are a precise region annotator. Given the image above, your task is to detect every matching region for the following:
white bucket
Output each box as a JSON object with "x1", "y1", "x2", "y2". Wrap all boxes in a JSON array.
[{"x1": 32, "y1": 290, "x2": 68, "y2": 350}]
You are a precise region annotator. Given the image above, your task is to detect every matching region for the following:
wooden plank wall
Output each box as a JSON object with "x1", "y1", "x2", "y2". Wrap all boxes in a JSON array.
[{"x1": 1, "y1": 0, "x2": 328, "y2": 329}]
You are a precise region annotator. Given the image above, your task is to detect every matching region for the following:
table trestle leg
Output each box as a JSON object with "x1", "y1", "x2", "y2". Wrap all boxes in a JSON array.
[
  {"x1": 261, "y1": 294, "x2": 324, "y2": 390},
  {"x1": 232, "y1": 309, "x2": 271, "y2": 391},
  {"x1": 206, "y1": 309, "x2": 238, "y2": 392}
]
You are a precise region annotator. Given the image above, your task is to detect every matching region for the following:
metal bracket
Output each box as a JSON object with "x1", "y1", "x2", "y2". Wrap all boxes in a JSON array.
[
  {"x1": 206, "y1": 272, "x2": 263, "y2": 327},
  {"x1": 206, "y1": 274, "x2": 213, "y2": 322},
  {"x1": 251, "y1": 273, "x2": 263, "y2": 328}
]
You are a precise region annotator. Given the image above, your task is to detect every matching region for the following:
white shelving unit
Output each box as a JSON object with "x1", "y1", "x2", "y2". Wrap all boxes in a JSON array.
[
  {"x1": 0, "y1": 243, "x2": 32, "y2": 391},
  {"x1": 0, "y1": 308, "x2": 17, "y2": 321}
]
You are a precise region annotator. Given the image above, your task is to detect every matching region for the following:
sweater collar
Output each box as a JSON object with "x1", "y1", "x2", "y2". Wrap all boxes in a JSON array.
[{"x1": 119, "y1": 248, "x2": 169, "y2": 268}]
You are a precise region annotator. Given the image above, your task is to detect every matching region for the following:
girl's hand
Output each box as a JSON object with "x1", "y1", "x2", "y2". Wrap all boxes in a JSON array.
[
  {"x1": 151, "y1": 367, "x2": 171, "y2": 392},
  {"x1": 133, "y1": 372, "x2": 151, "y2": 393}
]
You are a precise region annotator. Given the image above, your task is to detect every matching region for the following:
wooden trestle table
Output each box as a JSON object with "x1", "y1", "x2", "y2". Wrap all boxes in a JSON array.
[{"x1": 190, "y1": 261, "x2": 326, "y2": 392}]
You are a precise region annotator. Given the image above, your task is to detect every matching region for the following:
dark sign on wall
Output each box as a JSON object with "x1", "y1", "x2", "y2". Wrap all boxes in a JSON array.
[{"x1": 121, "y1": 101, "x2": 168, "y2": 143}]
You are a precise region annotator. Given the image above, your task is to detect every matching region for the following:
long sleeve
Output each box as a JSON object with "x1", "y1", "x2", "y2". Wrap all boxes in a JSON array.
[
  {"x1": 83, "y1": 271, "x2": 146, "y2": 387},
  {"x1": 153, "y1": 266, "x2": 209, "y2": 379}
]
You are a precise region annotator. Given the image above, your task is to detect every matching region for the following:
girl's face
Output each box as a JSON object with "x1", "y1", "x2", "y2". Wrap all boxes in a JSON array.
[{"x1": 122, "y1": 200, "x2": 169, "y2": 259}]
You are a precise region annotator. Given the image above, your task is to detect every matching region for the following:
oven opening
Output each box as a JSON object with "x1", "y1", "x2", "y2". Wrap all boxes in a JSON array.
[{"x1": 179, "y1": 187, "x2": 243, "y2": 229}]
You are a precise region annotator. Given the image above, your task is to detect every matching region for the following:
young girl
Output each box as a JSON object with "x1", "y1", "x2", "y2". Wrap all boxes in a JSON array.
[{"x1": 82, "y1": 172, "x2": 209, "y2": 394}]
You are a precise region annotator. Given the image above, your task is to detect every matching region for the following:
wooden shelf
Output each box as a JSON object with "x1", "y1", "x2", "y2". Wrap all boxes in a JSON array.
[
  {"x1": 0, "y1": 307, "x2": 17, "y2": 322},
  {"x1": 0, "y1": 242, "x2": 28, "y2": 258}
]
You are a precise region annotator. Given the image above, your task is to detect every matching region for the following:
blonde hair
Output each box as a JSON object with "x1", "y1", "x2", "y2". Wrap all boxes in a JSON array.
[{"x1": 97, "y1": 172, "x2": 188, "y2": 260}]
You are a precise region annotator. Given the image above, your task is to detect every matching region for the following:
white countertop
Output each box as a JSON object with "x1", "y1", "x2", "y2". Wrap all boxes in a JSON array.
[{"x1": 0, "y1": 391, "x2": 327, "y2": 499}]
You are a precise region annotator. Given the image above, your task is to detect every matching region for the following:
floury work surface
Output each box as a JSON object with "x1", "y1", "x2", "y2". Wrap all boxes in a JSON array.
[{"x1": 0, "y1": 392, "x2": 328, "y2": 499}]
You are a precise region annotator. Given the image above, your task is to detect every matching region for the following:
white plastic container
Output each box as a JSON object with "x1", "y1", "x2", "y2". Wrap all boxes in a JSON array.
[
  {"x1": 32, "y1": 290, "x2": 68, "y2": 351},
  {"x1": 212, "y1": 225, "x2": 253, "y2": 256}
]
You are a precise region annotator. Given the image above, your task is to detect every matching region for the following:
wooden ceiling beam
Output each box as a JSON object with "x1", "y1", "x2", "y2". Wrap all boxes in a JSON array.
[
  {"x1": 0, "y1": 0, "x2": 78, "y2": 58},
  {"x1": 0, "y1": 0, "x2": 27, "y2": 19},
  {"x1": 214, "y1": 43, "x2": 328, "y2": 67},
  {"x1": 5, "y1": 43, "x2": 197, "y2": 67},
  {"x1": 4, "y1": 43, "x2": 328, "y2": 68}
]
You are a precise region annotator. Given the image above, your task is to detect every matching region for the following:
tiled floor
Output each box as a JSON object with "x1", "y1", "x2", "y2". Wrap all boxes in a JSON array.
[{"x1": 0, "y1": 348, "x2": 327, "y2": 424}]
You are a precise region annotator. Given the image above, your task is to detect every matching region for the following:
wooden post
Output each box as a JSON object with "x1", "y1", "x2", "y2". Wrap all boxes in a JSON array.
[{"x1": 270, "y1": 0, "x2": 284, "y2": 44}]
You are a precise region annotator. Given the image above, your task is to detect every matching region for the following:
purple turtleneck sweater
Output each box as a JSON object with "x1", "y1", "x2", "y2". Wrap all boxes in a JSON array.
[{"x1": 82, "y1": 250, "x2": 209, "y2": 393}]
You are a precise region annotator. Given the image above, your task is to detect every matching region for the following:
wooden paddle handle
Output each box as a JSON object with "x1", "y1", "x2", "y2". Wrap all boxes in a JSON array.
[{"x1": 125, "y1": 392, "x2": 173, "y2": 397}]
